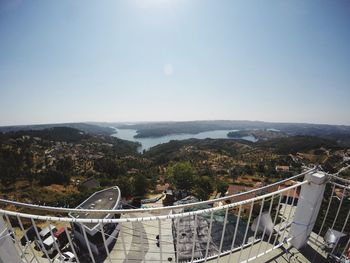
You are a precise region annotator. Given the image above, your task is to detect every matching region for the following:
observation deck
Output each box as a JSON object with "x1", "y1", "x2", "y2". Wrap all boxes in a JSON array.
[{"x1": 0, "y1": 166, "x2": 349, "y2": 263}]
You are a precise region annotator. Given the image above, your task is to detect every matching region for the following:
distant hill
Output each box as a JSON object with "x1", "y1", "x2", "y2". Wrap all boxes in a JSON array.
[
  {"x1": 144, "y1": 135, "x2": 342, "y2": 164},
  {"x1": 0, "y1": 122, "x2": 115, "y2": 136},
  {"x1": 144, "y1": 138, "x2": 252, "y2": 163},
  {"x1": 0, "y1": 126, "x2": 140, "y2": 155},
  {"x1": 2, "y1": 127, "x2": 90, "y2": 143},
  {"x1": 257, "y1": 136, "x2": 340, "y2": 154},
  {"x1": 114, "y1": 120, "x2": 350, "y2": 146}
]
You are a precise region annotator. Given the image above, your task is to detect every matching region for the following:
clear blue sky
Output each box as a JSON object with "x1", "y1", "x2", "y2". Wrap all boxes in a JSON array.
[{"x1": 1, "y1": 0, "x2": 349, "y2": 126}]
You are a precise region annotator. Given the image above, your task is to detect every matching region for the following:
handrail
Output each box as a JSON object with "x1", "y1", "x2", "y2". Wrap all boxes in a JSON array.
[
  {"x1": 0, "y1": 167, "x2": 316, "y2": 214},
  {"x1": 328, "y1": 164, "x2": 350, "y2": 184},
  {"x1": 0, "y1": 181, "x2": 307, "y2": 223}
]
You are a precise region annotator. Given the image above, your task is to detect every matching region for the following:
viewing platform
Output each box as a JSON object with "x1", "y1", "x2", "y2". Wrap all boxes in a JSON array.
[{"x1": 0, "y1": 166, "x2": 349, "y2": 263}]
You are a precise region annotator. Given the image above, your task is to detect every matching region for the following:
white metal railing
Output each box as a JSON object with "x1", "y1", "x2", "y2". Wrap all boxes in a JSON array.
[
  {"x1": 0, "y1": 167, "x2": 316, "y2": 215},
  {"x1": 307, "y1": 169, "x2": 350, "y2": 263},
  {"x1": 1, "y1": 166, "x2": 348, "y2": 263}
]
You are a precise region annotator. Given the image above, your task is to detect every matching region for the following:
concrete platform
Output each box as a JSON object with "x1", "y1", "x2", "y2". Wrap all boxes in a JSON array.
[{"x1": 107, "y1": 211, "x2": 176, "y2": 263}]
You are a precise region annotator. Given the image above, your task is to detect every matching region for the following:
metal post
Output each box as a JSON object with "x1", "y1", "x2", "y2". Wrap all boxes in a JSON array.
[
  {"x1": 290, "y1": 171, "x2": 327, "y2": 249},
  {"x1": 204, "y1": 211, "x2": 214, "y2": 263},
  {"x1": 176, "y1": 217, "x2": 181, "y2": 263},
  {"x1": 99, "y1": 223, "x2": 112, "y2": 263},
  {"x1": 237, "y1": 201, "x2": 254, "y2": 263},
  {"x1": 216, "y1": 207, "x2": 229, "y2": 262},
  {"x1": 4, "y1": 214, "x2": 29, "y2": 263},
  {"x1": 190, "y1": 214, "x2": 198, "y2": 262},
  {"x1": 158, "y1": 218, "x2": 163, "y2": 263},
  {"x1": 81, "y1": 224, "x2": 96, "y2": 263},
  {"x1": 227, "y1": 205, "x2": 242, "y2": 263},
  {"x1": 0, "y1": 215, "x2": 23, "y2": 263},
  {"x1": 64, "y1": 226, "x2": 80, "y2": 263}
]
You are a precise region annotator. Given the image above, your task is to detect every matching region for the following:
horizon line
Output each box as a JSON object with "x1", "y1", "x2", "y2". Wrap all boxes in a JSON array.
[{"x1": 1, "y1": 119, "x2": 350, "y2": 128}]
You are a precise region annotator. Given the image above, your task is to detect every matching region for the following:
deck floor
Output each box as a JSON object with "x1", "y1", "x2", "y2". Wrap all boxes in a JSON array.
[{"x1": 107, "y1": 211, "x2": 176, "y2": 263}]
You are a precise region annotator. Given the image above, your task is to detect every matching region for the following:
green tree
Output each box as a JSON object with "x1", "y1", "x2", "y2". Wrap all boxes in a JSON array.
[
  {"x1": 37, "y1": 169, "x2": 70, "y2": 186},
  {"x1": 216, "y1": 180, "x2": 229, "y2": 196},
  {"x1": 116, "y1": 176, "x2": 133, "y2": 197},
  {"x1": 56, "y1": 157, "x2": 73, "y2": 172},
  {"x1": 0, "y1": 167, "x2": 17, "y2": 187},
  {"x1": 194, "y1": 176, "x2": 214, "y2": 200},
  {"x1": 133, "y1": 174, "x2": 148, "y2": 197},
  {"x1": 167, "y1": 162, "x2": 196, "y2": 192}
]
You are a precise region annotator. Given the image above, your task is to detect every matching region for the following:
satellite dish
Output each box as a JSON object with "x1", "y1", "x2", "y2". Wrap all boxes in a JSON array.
[
  {"x1": 324, "y1": 228, "x2": 347, "y2": 249},
  {"x1": 251, "y1": 211, "x2": 274, "y2": 236}
]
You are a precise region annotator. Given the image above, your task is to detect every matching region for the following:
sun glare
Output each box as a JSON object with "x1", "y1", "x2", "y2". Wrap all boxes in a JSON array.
[{"x1": 132, "y1": 0, "x2": 175, "y2": 9}]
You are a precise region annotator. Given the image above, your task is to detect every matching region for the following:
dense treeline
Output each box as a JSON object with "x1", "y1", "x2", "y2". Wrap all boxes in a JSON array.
[
  {"x1": 0, "y1": 127, "x2": 139, "y2": 191},
  {"x1": 144, "y1": 138, "x2": 248, "y2": 164},
  {"x1": 0, "y1": 122, "x2": 116, "y2": 136},
  {"x1": 257, "y1": 136, "x2": 340, "y2": 154}
]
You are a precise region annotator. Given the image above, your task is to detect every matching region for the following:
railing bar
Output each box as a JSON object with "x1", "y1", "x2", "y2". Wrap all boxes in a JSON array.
[
  {"x1": 281, "y1": 187, "x2": 297, "y2": 242},
  {"x1": 17, "y1": 216, "x2": 40, "y2": 263},
  {"x1": 204, "y1": 211, "x2": 214, "y2": 263},
  {"x1": 63, "y1": 226, "x2": 80, "y2": 263},
  {"x1": 99, "y1": 222, "x2": 112, "y2": 263},
  {"x1": 190, "y1": 214, "x2": 198, "y2": 262},
  {"x1": 0, "y1": 182, "x2": 307, "y2": 224},
  {"x1": 331, "y1": 187, "x2": 346, "y2": 230},
  {"x1": 0, "y1": 168, "x2": 316, "y2": 214},
  {"x1": 119, "y1": 222, "x2": 128, "y2": 263},
  {"x1": 81, "y1": 224, "x2": 96, "y2": 263},
  {"x1": 341, "y1": 208, "x2": 350, "y2": 233},
  {"x1": 341, "y1": 237, "x2": 350, "y2": 256},
  {"x1": 217, "y1": 206, "x2": 229, "y2": 262},
  {"x1": 329, "y1": 165, "x2": 350, "y2": 182},
  {"x1": 329, "y1": 181, "x2": 350, "y2": 189},
  {"x1": 318, "y1": 184, "x2": 335, "y2": 237},
  {"x1": 159, "y1": 218, "x2": 163, "y2": 263},
  {"x1": 273, "y1": 189, "x2": 290, "y2": 247},
  {"x1": 4, "y1": 214, "x2": 29, "y2": 262},
  {"x1": 257, "y1": 195, "x2": 274, "y2": 256},
  {"x1": 30, "y1": 218, "x2": 52, "y2": 262},
  {"x1": 48, "y1": 222, "x2": 62, "y2": 258},
  {"x1": 176, "y1": 215, "x2": 181, "y2": 263},
  {"x1": 311, "y1": 184, "x2": 336, "y2": 263},
  {"x1": 247, "y1": 197, "x2": 265, "y2": 260},
  {"x1": 330, "y1": 188, "x2": 347, "y2": 256},
  {"x1": 264, "y1": 194, "x2": 282, "y2": 255},
  {"x1": 227, "y1": 204, "x2": 242, "y2": 263},
  {"x1": 237, "y1": 200, "x2": 254, "y2": 263},
  {"x1": 140, "y1": 219, "x2": 145, "y2": 263},
  {"x1": 192, "y1": 237, "x2": 260, "y2": 263}
]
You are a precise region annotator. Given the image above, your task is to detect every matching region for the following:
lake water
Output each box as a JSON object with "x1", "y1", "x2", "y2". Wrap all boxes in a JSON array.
[{"x1": 111, "y1": 128, "x2": 257, "y2": 153}]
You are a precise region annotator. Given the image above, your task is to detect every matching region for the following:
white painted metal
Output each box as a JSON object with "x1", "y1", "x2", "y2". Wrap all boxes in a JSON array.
[
  {"x1": 3, "y1": 168, "x2": 347, "y2": 263},
  {"x1": 331, "y1": 187, "x2": 347, "y2": 230},
  {"x1": 0, "y1": 216, "x2": 23, "y2": 263},
  {"x1": 30, "y1": 218, "x2": 52, "y2": 262},
  {"x1": 216, "y1": 207, "x2": 229, "y2": 262},
  {"x1": 64, "y1": 226, "x2": 80, "y2": 263},
  {"x1": 237, "y1": 200, "x2": 254, "y2": 263},
  {"x1": 99, "y1": 222, "x2": 112, "y2": 263},
  {"x1": 247, "y1": 197, "x2": 265, "y2": 260},
  {"x1": 204, "y1": 211, "x2": 214, "y2": 263},
  {"x1": 158, "y1": 218, "x2": 163, "y2": 263},
  {"x1": 290, "y1": 171, "x2": 327, "y2": 249},
  {"x1": 0, "y1": 168, "x2": 316, "y2": 215},
  {"x1": 4, "y1": 214, "x2": 29, "y2": 263},
  {"x1": 16, "y1": 215, "x2": 40, "y2": 263},
  {"x1": 81, "y1": 223, "x2": 96, "y2": 263}
]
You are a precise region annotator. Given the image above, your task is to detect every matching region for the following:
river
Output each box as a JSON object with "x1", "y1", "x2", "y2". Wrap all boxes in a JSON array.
[{"x1": 111, "y1": 128, "x2": 257, "y2": 153}]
